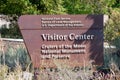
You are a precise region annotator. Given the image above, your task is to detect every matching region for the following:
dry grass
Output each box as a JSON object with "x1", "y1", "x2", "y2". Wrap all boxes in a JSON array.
[
  {"x1": 0, "y1": 62, "x2": 119, "y2": 80},
  {"x1": 0, "y1": 41, "x2": 120, "y2": 80},
  {"x1": 37, "y1": 59, "x2": 120, "y2": 80}
]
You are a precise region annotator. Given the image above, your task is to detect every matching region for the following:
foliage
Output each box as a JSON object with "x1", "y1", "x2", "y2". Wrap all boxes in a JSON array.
[
  {"x1": 0, "y1": 0, "x2": 66, "y2": 15},
  {"x1": 104, "y1": 50, "x2": 120, "y2": 69},
  {"x1": 37, "y1": 59, "x2": 120, "y2": 80},
  {"x1": 104, "y1": 10, "x2": 120, "y2": 43},
  {"x1": 0, "y1": 25, "x2": 22, "y2": 38},
  {"x1": 0, "y1": 0, "x2": 38, "y2": 15},
  {"x1": 0, "y1": 64, "x2": 33, "y2": 80},
  {"x1": 0, "y1": 1, "x2": 120, "y2": 79},
  {"x1": 0, "y1": 0, "x2": 119, "y2": 15},
  {"x1": 0, "y1": 44, "x2": 31, "y2": 69},
  {"x1": 0, "y1": 0, "x2": 120, "y2": 38},
  {"x1": 112, "y1": 0, "x2": 120, "y2": 8},
  {"x1": 64, "y1": 0, "x2": 116, "y2": 14},
  {"x1": 37, "y1": 0, "x2": 66, "y2": 14},
  {"x1": 0, "y1": 65, "x2": 8, "y2": 80}
]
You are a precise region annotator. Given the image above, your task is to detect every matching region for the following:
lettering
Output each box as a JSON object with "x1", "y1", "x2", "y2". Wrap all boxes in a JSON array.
[
  {"x1": 41, "y1": 33, "x2": 94, "y2": 41},
  {"x1": 69, "y1": 33, "x2": 94, "y2": 41},
  {"x1": 41, "y1": 33, "x2": 67, "y2": 41}
]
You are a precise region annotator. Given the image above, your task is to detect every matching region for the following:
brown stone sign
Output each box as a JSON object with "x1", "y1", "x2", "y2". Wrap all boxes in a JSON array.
[{"x1": 18, "y1": 15, "x2": 103, "y2": 68}]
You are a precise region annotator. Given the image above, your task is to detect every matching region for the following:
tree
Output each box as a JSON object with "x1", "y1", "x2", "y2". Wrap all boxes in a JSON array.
[
  {"x1": 0, "y1": 0, "x2": 120, "y2": 38},
  {"x1": 104, "y1": 9, "x2": 120, "y2": 48},
  {"x1": 63, "y1": 0, "x2": 116, "y2": 14},
  {"x1": 0, "y1": 0, "x2": 40, "y2": 38},
  {"x1": 0, "y1": 0, "x2": 39, "y2": 15},
  {"x1": 29, "y1": 0, "x2": 66, "y2": 14}
]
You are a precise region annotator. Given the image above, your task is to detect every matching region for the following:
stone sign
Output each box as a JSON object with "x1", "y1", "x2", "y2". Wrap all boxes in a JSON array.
[{"x1": 18, "y1": 15, "x2": 103, "y2": 68}]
